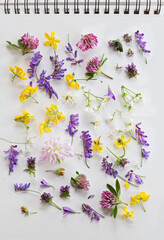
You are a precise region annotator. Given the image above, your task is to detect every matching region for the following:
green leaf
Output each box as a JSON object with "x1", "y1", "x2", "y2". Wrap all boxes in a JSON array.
[
  {"x1": 75, "y1": 171, "x2": 79, "y2": 175},
  {"x1": 113, "y1": 205, "x2": 118, "y2": 219},
  {"x1": 106, "y1": 184, "x2": 117, "y2": 195},
  {"x1": 18, "y1": 39, "x2": 23, "y2": 48},
  {"x1": 85, "y1": 72, "x2": 94, "y2": 77},
  {"x1": 115, "y1": 179, "x2": 121, "y2": 197},
  {"x1": 6, "y1": 41, "x2": 21, "y2": 49}
]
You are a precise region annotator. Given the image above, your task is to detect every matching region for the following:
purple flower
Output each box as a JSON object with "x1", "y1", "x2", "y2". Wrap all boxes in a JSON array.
[
  {"x1": 108, "y1": 39, "x2": 123, "y2": 52},
  {"x1": 142, "y1": 148, "x2": 150, "y2": 160},
  {"x1": 20, "y1": 33, "x2": 39, "y2": 55},
  {"x1": 125, "y1": 170, "x2": 133, "y2": 181},
  {"x1": 100, "y1": 191, "x2": 116, "y2": 209},
  {"x1": 135, "y1": 176, "x2": 143, "y2": 184},
  {"x1": 136, "y1": 122, "x2": 149, "y2": 146},
  {"x1": 40, "y1": 179, "x2": 49, "y2": 187},
  {"x1": 60, "y1": 185, "x2": 70, "y2": 198},
  {"x1": 62, "y1": 207, "x2": 77, "y2": 215},
  {"x1": 65, "y1": 114, "x2": 79, "y2": 137},
  {"x1": 88, "y1": 195, "x2": 95, "y2": 199},
  {"x1": 127, "y1": 48, "x2": 134, "y2": 57},
  {"x1": 76, "y1": 33, "x2": 98, "y2": 52},
  {"x1": 4, "y1": 145, "x2": 19, "y2": 174},
  {"x1": 135, "y1": 30, "x2": 151, "y2": 53},
  {"x1": 24, "y1": 157, "x2": 36, "y2": 177},
  {"x1": 102, "y1": 157, "x2": 118, "y2": 178},
  {"x1": 65, "y1": 43, "x2": 83, "y2": 65},
  {"x1": 105, "y1": 86, "x2": 115, "y2": 100},
  {"x1": 125, "y1": 62, "x2": 139, "y2": 78},
  {"x1": 80, "y1": 131, "x2": 92, "y2": 168},
  {"x1": 86, "y1": 56, "x2": 100, "y2": 73},
  {"x1": 50, "y1": 55, "x2": 67, "y2": 80},
  {"x1": 14, "y1": 183, "x2": 30, "y2": 191},
  {"x1": 71, "y1": 171, "x2": 90, "y2": 191},
  {"x1": 123, "y1": 34, "x2": 132, "y2": 42},
  {"x1": 119, "y1": 158, "x2": 130, "y2": 168},
  {"x1": 82, "y1": 203, "x2": 103, "y2": 221},
  {"x1": 125, "y1": 170, "x2": 144, "y2": 184},
  {"x1": 37, "y1": 70, "x2": 58, "y2": 99},
  {"x1": 27, "y1": 51, "x2": 42, "y2": 78},
  {"x1": 40, "y1": 192, "x2": 52, "y2": 203}
]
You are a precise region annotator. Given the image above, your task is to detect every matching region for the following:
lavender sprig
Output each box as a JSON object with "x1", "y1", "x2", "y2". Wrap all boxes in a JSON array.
[
  {"x1": 80, "y1": 131, "x2": 92, "y2": 168},
  {"x1": 65, "y1": 42, "x2": 83, "y2": 65},
  {"x1": 82, "y1": 203, "x2": 104, "y2": 221},
  {"x1": 65, "y1": 114, "x2": 79, "y2": 145},
  {"x1": 14, "y1": 183, "x2": 40, "y2": 194},
  {"x1": 50, "y1": 54, "x2": 67, "y2": 80},
  {"x1": 4, "y1": 145, "x2": 19, "y2": 174}
]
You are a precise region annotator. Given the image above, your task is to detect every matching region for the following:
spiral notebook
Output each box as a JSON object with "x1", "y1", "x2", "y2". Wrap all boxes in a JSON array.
[{"x1": 0, "y1": 1, "x2": 163, "y2": 240}]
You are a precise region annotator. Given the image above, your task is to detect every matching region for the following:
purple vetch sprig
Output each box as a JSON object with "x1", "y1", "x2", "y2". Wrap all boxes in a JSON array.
[
  {"x1": 135, "y1": 30, "x2": 150, "y2": 63},
  {"x1": 40, "y1": 192, "x2": 62, "y2": 210},
  {"x1": 60, "y1": 185, "x2": 70, "y2": 198},
  {"x1": 4, "y1": 145, "x2": 19, "y2": 174},
  {"x1": 50, "y1": 54, "x2": 67, "y2": 80},
  {"x1": 24, "y1": 157, "x2": 36, "y2": 177},
  {"x1": 125, "y1": 62, "x2": 139, "y2": 78},
  {"x1": 65, "y1": 42, "x2": 83, "y2": 65},
  {"x1": 27, "y1": 51, "x2": 42, "y2": 79},
  {"x1": 80, "y1": 130, "x2": 92, "y2": 168},
  {"x1": 40, "y1": 179, "x2": 55, "y2": 189},
  {"x1": 65, "y1": 114, "x2": 79, "y2": 145},
  {"x1": 82, "y1": 203, "x2": 104, "y2": 221},
  {"x1": 14, "y1": 183, "x2": 41, "y2": 194},
  {"x1": 102, "y1": 156, "x2": 118, "y2": 178},
  {"x1": 71, "y1": 171, "x2": 90, "y2": 191},
  {"x1": 63, "y1": 206, "x2": 80, "y2": 215},
  {"x1": 135, "y1": 122, "x2": 150, "y2": 167},
  {"x1": 37, "y1": 70, "x2": 58, "y2": 99},
  {"x1": 125, "y1": 170, "x2": 145, "y2": 184}
]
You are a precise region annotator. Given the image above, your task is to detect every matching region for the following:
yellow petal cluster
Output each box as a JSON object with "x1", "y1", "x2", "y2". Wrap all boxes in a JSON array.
[
  {"x1": 14, "y1": 110, "x2": 34, "y2": 130},
  {"x1": 130, "y1": 192, "x2": 150, "y2": 205},
  {"x1": 44, "y1": 31, "x2": 61, "y2": 49},
  {"x1": 40, "y1": 119, "x2": 52, "y2": 136},
  {"x1": 124, "y1": 181, "x2": 130, "y2": 189},
  {"x1": 92, "y1": 138, "x2": 103, "y2": 152},
  {"x1": 114, "y1": 135, "x2": 131, "y2": 148},
  {"x1": 10, "y1": 66, "x2": 26, "y2": 80},
  {"x1": 46, "y1": 104, "x2": 65, "y2": 125},
  {"x1": 20, "y1": 85, "x2": 38, "y2": 102},
  {"x1": 121, "y1": 206, "x2": 135, "y2": 219},
  {"x1": 66, "y1": 74, "x2": 80, "y2": 89}
]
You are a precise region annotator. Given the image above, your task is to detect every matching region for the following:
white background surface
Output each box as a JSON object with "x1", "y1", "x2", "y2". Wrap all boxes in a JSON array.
[{"x1": 0, "y1": 5, "x2": 164, "y2": 240}]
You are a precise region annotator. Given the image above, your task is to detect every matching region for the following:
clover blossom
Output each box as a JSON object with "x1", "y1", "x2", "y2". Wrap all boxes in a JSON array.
[
  {"x1": 71, "y1": 171, "x2": 90, "y2": 191},
  {"x1": 50, "y1": 55, "x2": 67, "y2": 80},
  {"x1": 108, "y1": 39, "x2": 123, "y2": 52},
  {"x1": 40, "y1": 192, "x2": 61, "y2": 210},
  {"x1": 27, "y1": 51, "x2": 42, "y2": 78},
  {"x1": 80, "y1": 130, "x2": 92, "y2": 168},
  {"x1": 100, "y1": 190, "x2": 116, "y2": 210},
  {"x1": 66, "y1": 114, "x2": 79, "y2": 145},
  {"x1": 76, "y1": 33, "x2": 98, "y2": 51},
  {"x1": 82, "y1": 203, "x2": 104, "y2": 221},
  {"x1": 123, "y1": 34, "x2": 132, "y2": 42},
  {"x1": 60, "y1": 185, "x2": 70, "y2": 198},
  {"x1": 66, "y1": 42, "x2": 83, "y2": 65},
  {"x1": 125, "y1": 62, "x2": 139, "y2": 78},
  {"x1": 24, "y1": 157, "x2": 36, "y2": 177},
  {"x1": 4, "y1": 145, "x2": 19, "y2": 174},
  {"x1": 125, "y1": 170, "x2": 145, "y2": 184}
]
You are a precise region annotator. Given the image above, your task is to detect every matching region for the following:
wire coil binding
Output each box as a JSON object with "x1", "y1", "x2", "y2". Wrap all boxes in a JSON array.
[{"x1": 114, "y1": 0, "x2": 120, "y2": 14}]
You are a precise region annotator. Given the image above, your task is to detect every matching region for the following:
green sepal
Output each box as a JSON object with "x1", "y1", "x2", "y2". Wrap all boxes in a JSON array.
[
  {"x1": 113, "y1": 205, "x2": 118, "y2": 219},
  {"x1": 106, "y1": 183, "x2": 117, "y2": 195},
  {"x1": 6, "y1": 41, "x2": 21, "y2": 49},
  {"x1": 115, "y1": 179, "x2": 121, "y2": 197}
]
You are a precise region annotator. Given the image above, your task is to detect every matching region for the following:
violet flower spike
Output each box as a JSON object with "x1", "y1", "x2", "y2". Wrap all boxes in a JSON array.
[
  {"x1": 65, "y1": 42, "x2": 83, "y2": 65},
  {"x1": 102, "y1": 157, "x2": 118, "y2": 178},
  {"x1": 82, "y1": 203, "x2": 104, "y2": 221},
  {"x1": 24, "y1": 157, "x2": 36, "y2": 177},
  {"x1": 80, "y1": 130, "x2": 92, "y2": 168},
  {"x1": 14, "y1": 183, "x2": 41, "y2": 194},
  {"x1": 65, "y1": 114, "x2": 79, "y2": 145},
  {"x1": 60, "y1": 185, "x2": 70, "y2": 198},
  {"x1": 50, "y1": 54, "x2": 67, "y2": 80},
  {"x1": 40, "y1": 192, "x2": 62, "y2": 210},
  {"x1": 4, "y1": 145, "x2": 19, "y2": 174},
  {"x1": 27, "y1": 51, "x2": 42, "y2": 79},
  {"x1": 125, "y1": 169, "x2": 145, "y2": 184},
  {"x1": 125, "y1": 62, "x2": 139, "y2": 78}
]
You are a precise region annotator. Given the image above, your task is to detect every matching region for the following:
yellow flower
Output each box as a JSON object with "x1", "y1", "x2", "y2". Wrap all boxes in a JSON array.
[
  {"x1": 130, "y1": 194, "x2": 140, "y2": 205},
  {"x1": 140, "y1": 192, "x2": 150, "y2": 202},
  {"x1": 124, "y1": 181, "x2": 130, "y2": 189},
  {"x1": 44, "y1": 31, "x2": 61, "y2": 49},
  {"x1": 40, "y1": 119, "x2": 52, "y2": 136},
  {"x1": 10, "y1": 66, "x2": 26, "y2": 80},
  {"x1": 114, "y1": 135, "x2": 131, "y2": 148},
  {"x1": 14, "y1": 110, "x2": 34, "y2": 130},
  {"x1": 20, "y1": 85, "x2": 38, "y2": 102},
  {"x1": 121, "y1": 206, "x2": 135, "y2": 219},
  {"x1": 92, "y1": 138, "x2": 103, "y2": 152},
  {"x1": 66, "y1": 74, "x2": 80, "y2": 89},
  {"x1": 46, "y1": 104, "x2": 65, "y2": 125}
]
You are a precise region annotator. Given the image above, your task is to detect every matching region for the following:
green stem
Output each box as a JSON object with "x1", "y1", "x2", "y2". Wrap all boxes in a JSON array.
[
  {"x1": 50, "y1": 201, "x2": 62, "y2": 210},
  {"x1": 45, "y1": 170, "x2": 56, "y2": 173},
  {"x1": 92, "y1": 208, "x2": 105, "y2": 218},
  {"x1": 26, "y1": 190, "x2": 41, "y2": 194},
  {"x1": 76, "y1": 79, "x2": 97, "y2": 81},
  {"x1": 106, "y1": 147, "x2": 118, "y2": 159},
  {"x1": 71, "y1": 136, "x2": 73, "y2": 146},
  {"x1": 140, "y1": 200, "x2": 146, "y2": 212},
  {"x1": 101, "y1": 71, "x2": 113, "y2": 80},
  {"x1": 85, "y1": 157, "x2": 90, "y2": 169},
  {"x1": 120, "y1": 201, "x2": 128, "y2": 206},
  {"x1": 29, "y1": 212, "x2": 37, "y2": 215},
  {"x1": 0, "y1": 138, "x2": 27, "y2": 145},
  {"x1": 141, "y1": 145, "x2": 143, "y2": 167},
  {"x1": 117, "y1": 175, "x2": 139, "y2": 187},
  {"x1": 30, "y1": 95, "x2": 39, "y2": 104}
]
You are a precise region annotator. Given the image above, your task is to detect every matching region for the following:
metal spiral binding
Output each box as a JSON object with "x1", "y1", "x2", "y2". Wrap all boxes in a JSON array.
[
  {"x1": 134, "y1": 0, "x2": 140, "y2": 14},
  {"x1": 104, "y1": 0, "x2": 110, "y2": 14},
  {"x1": 54, "y1": 0, "x2": 59, "y2": 13},
  {"x1": 4, "y1": 0, "x2": 10, "y2": 14},
  {"x1": 24, "y1": 0, "x2": 30, "y2": 14},
  {"x1": 64, "y1": 0, "x2": 69, "y2": 13},
  {"x1": 14, "y1": 0, "x2": 20, "y2": 14},
  {"x1": 144, "y1": 0, "x2": 151, "y2": 14},
  {"x1": 154, "y1": 0, "x2": 161, "y2": 14},
  {"x1": 114, "y1": 0, "x2": 120, "y2": 14},
  {"x1": 84, "y1": 0, "x2": 89, "y2": 13},
  {"x1": 34, "y1": 0, "x2": 40, "y2": 14},
  {"x1": 44, "y1": 0, "x2": 50, "y2": 13},
  {"x1": 124, "y1": 0, "x2": 130, "y2": 14},
  {"x1": 94, "y1": 0, "x2": 100, "y2": 13},
  {"x1": 74, "y1": 0, "x2": 79, "y2": 13}
]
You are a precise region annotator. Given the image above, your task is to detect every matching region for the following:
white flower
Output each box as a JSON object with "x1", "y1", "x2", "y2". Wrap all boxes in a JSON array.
[
  {"x1": 85, "y1": 104, "x2": 94, "y2": 112},
  {"x1": 62, "y1": 93, "x2": 79, "y2": 104},
  {"x1": 90, "y1": 120, "x2": 101, "y2": 130}
]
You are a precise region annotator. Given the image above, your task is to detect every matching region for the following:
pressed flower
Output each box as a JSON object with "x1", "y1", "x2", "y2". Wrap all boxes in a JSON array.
[
  {"x1": 20, "y1": 85, "x2": 38, "y2": 103},
  {"x1": 66, "y1": 40, "x2": 83, "y2": 65},
  {"x1": 60, "y1": 185, "x2": 70, "y2": 198},
  {"x1": 40, "y1": 119, "x2": 52, "y2": 136},
  {"x1": 124, "y1": 181, "x2": 130, "y2": 188},
  {"x1": 50, "y1": 55, "x2": 67, "y2": 80},
  {"x1": 80, "y1": 130, "x2": 92, "y2": 168},
  {"x1": 105, "y1": 86, "x2": 116, "y2": 101},
  {"x1": 88, "y1": 195, "x2": 95, "y2": 199},
  {"x1": 65, "y1": 74, "x2": 80, "y2": 89},
  {"x1": 46, "y1": 167, "x2": 65, "y2": 176},
  {"x1": 125, "y1": 170, "x2": 145, "y2": 184},
  {"x1": 123, "y1": 34, "x2": 132, "y2": 42},
  {"x1": 127, "y1": 48, "x2": 134, "y2": 57},
  {"x1": 142, "y1": 148, "x2": 150, "y2": 160},
  {"x1": 114, "y1": 135, "x2": 131, "y2": 148},
  {"x1": 44, "y1": 31, "x2": 61, "y2": 49},
  {"x1": 130, "y1": 192, "x2": 150, "y2": 212},
  {"x1": 108, "y1": 39, "x2": 123, "y2": 52},
  {"x1": 27, "y1": 51, "x2": 42, "y2": 78},
  {"x1": 14, "y1": 110, "x2": 34, "y2": 130},
  {"x1": 125, "y1": 62, "x2": 139, "y2": 78},
  {"x1": 63, "y1": 207, "x2": 80, "y2": 215},
  {"x1": 40, "y1": 192, "x2": 61, "y2": 210},
  {"x1": 4, "y1": 145, "x2": 19, "y2": 174},
  {"x1": 24, "y1": 157, "x2": 36, "y2": 177},
  {"x1": 90, "y1": 121, "x2": 101, "y2": 130},
  {"x1": 135, "y1": 30, "x2": 150, "y2": 63},
  {"x1": 92, "y1": 137, "x2": 103, "y2": 152},
  {"x1": 76, "y1": 33, "x2": 98, "y2": 52},
  {"x1": 40, "y1": 137, "x2": 73, "y2": 164},
  {"x1": 14, "y1": 183, "x2": 30, "y2": 191},
  {"x1": 102, "y1": 156, "x2": 118, "y2": 178},
  {"x1": 21, "y1": 206, "x2": 37, "y2": 216},
  {"x1": 66, "y1": 114, "x2": 79, "y2": 145},
  {"x1": 37, "y1": 70, "x2": 58, "y2": 99},
  {"x1": 82, "y1": 203, "x2": 104, "y2": 221},
  {"x1": 121, "y1": 206, "x2": 135, "y2": 218},
  {"x1": 10, "y1": 66, "x2": 26, "y2": 81},
  {"x1": 46, "y1": 104, "x2": 65, "y2": 125},
  {"x1": 40, "y1": 179, "x2": 55, "y2": 189},
  {"x1": 71, "y1": 171, "x2": 90, "y2": 191}
]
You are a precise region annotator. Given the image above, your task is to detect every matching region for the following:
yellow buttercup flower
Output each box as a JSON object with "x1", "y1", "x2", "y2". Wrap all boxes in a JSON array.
[
  {"x1": 44, "y1": 31, "x2": 61, "y2": 49},
  {"x1": 114, "y1": 135, "x2": 131, "y2": 148},
  {"x1": 140, "y1": 192, "x2": 150, "y2": 202},
  {"x1": 20, "y1": 85, "x2": 38, "y2": 103},
  {"x1": 66, "y1": 74, "x2": 80, "y2": 89},
  {"x1": 124, "y1": 181, "x2": 130, "y2": 189},
  {"x1": 46, "y1": 104, "x2": 65, "y2": 125},
  {"x1": 121, "y1": 206, "x2": 135, "y2": 219},
  {"x1": 92, "y1": 138, "x2": 103, "y2": 152},
  {"x1": 10, "y1": 66, "x2": 26, "y2": 80},
  {"x1": 14, "y1": 110, "x2": 34, "y2": 130},
  {"x1": 40, "y1": 119, "x2": 52, "y2": 136}
]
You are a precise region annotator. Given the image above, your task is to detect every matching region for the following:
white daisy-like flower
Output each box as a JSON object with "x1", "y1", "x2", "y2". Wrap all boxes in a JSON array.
[
  {"x1": 85, "y1": 104, "x2": 94, "y2": 112},
  {"x1": 62, "y1": 93, "x2": 79, "y2": 104},
  {"x1": 90, "y1": 120, "x2": 101, "y2": 130}
]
